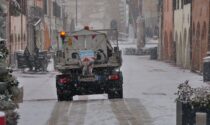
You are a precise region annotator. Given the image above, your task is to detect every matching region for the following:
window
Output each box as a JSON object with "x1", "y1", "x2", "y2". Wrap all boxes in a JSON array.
[
  {"x1": 164, "y1": 31, "x2": 168, "y2": 58},
  {"x1": 177, "y1": 0, "x2": 179, "y2": 9},
  {"x1": 196, "y1": 23, "x2": 200, "y2": 40},
  {"x1": 10, "y1": 34, "x2": 13, "y2": 43},
  {"x1": 44, "y1": 0, "x2": 48, "y2": 15},
  {"x1": 201, "y1": 22, "x2": 206, "y2": 40},
  {"x1": 184, "y1": 29, "x2": 187, "y2": 44},
  {"x1": 167, "y1": 0, "x2": 169, "y2": 11},
  {"x1": 23, "y1": 34, "x2": 26, "y2": 42},
  {"x1": 184, "y1": 0, "x2": 191, "y2": 5},
  {"x1": 181, "y1": 0, "x2": 183, "y2": 9},
  {"x1": 53, "y1": 2, "x2": 61, "y2": 18},
  {"x1": 15, "y1": 34, "x2": 17, "y2": 43},
  {"x1": 18, "y1": 34, "x2": 20, "y2": 42},
  {"x1": 173, "y1": 0, "x2": 176, "y2": 10},
  {"x1": 192, "y1": 23, "x2": 195, "y2": 39}
]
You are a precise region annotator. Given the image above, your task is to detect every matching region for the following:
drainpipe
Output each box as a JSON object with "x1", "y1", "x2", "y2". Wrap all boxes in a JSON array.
[
  {"x1": 20, "y1": 0, "x2": 23, "y2": 50},
  {"x1": 190, "y1": 1, "x2": 192, "y2": 70},
  {"x1": 158, "y1": 0, "x2": 163, "y2": 60},
  {"x1": 6, "y1": 0, "x2": 11, "y2": 65}
]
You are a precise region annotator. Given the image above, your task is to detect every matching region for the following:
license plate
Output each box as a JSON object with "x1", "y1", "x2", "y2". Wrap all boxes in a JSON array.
[{"x1": 79, "y1": 75, "x2": 96, "y2": 82}]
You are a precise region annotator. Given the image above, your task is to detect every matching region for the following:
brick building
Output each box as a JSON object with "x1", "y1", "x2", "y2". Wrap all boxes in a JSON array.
[
  {"x1": 162, "y1": 0, "x2": 174, "y2": 61},
  {"x1": 191, "y1": 0, "x2": 209, "y2": 72}
]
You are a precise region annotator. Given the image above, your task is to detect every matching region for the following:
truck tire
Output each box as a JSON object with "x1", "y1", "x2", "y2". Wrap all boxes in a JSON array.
[
  {"x1": 57, "y1": 94, "x2": 73, "y2": 101},
  {"x1": 108, "y1": 84, "x2": 123, "y2": 99},
  {"x1": 57, "y1": 94, "x2": 64, "y2": 101}
]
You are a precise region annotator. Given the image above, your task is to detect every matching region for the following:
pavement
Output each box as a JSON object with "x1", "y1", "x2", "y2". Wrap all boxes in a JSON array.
[
  {"x1": 46, "y1": 99, "x2": 151, "y2": 125},
  {"x1": 14, "y1": 49, "x2": 206, "y2": 125}
]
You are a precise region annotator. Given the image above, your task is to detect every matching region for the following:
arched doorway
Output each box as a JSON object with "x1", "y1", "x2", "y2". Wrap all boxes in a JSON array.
[
  {"x1": 201, "y1": 22, "x2": 207, "y2": 54},
  {"x1": 200, "y1": 22, "x2": 207, "y2": 71},
  {"x1": 183, "y1": 29, "x2": 187, "y2": 67},
  {"x1": 179, "y1": 33, "x2": 182, "y2": 66},
  {"x1": 175, "y1": 32, "x2": 178, "y2": 63},
  {"x1": 195, "y1": 22, "x2": 200, "y2": 71},
  {"x1": 170, "y1": 31, "x2": 175, "y2": 62},
  {"x1": 164, "y1": 31, "x2": 168, "y2": 60}
]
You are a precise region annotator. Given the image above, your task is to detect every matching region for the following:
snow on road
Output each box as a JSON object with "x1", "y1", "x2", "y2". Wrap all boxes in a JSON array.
[
  {"x1": 122, "y1": 55, "x2": 206, "y2": 125},
  {"x1": 47, "y1": 99, "x2": 151, "y2": 125},
  {"x1": 14, "y1": 60, "x2": 58, "y2": 125},
  {"x1": 18, "y1": 100, "x2": 56, "y2": 125},
  {"x1": 15, "y1": 46, "x2": 207, "y2": 125}
]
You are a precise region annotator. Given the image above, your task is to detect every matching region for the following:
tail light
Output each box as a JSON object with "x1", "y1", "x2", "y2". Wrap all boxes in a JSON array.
[
  {"x1": 59, "y1": 77, "x2": 71, "y2": 84},
  {"x1": 108, "y1": 74, "x2": 120, "y2": 81}
]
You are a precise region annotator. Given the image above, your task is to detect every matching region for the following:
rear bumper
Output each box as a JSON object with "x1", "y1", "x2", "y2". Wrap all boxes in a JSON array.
[
  {"x1": 56, "y1": 72, "x2": 123, "y2": 96},
  {"x1": 56, "y1": 80, "x2": 122, "y2": 95}
]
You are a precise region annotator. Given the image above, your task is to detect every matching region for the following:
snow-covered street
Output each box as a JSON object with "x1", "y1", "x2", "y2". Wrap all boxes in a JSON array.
[
  {"x1": 122, "y1": 55, "x2": 205, "y2": 125},
  {"x1": 2, "y1": 0, "x2": 207, "y2": 125},
  {"x1": 15, "y1": 50, "x2": 206, "y2": 125}
]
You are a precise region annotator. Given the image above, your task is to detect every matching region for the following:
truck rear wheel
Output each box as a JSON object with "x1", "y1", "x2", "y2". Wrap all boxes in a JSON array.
[
  {"x1": 57, "y1": 94, "x2": 64, "y2": 101},
  {"x1": 57, "y1": 89, "x2": 73, "y2": 101},
  {"x1": 57, "y1": 93, "x2": 73, "y2": 101},
  {"x1": 108, "y1": 84, "x2": 123, "y2": 99}
]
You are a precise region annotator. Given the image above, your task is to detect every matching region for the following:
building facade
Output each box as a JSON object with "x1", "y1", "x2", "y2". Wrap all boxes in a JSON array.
[
  {"x1": 174, "y1": 0, "x2": 183, "y2": 66},
  {"x1": 174, "y1": 0, "x2": 191, "y2": 68},
  {"x1": 182, "y1": 0, "x2": 191, "y2": 69},
  {"x1": 162, "y1": 0, "x2": 174, "y2": 61},
  {"x1": 128, "y1": 0, "x2": 142, "y2": 37},
  {"x1": 10, "y1": 15, "x2": 27, "y2": 54},
  {"x1": 10, "y1": 0, "x2": 28, "y2": 65},
  {"x1": 49, "y1": 0, "x2": 64, "y2": 50},
  {"x1": 127, "y1": 0, "x2": 145, "y2": 48},
  {"x1": 64, "y1": 0, "x2": 127, "y2": 32},
  {"x1": 191, "y1": 0, "x2": 209, "y2": 72},
  {"x1": 142, "y1": 0, "x2": 160, "y2": 38},
  {"x1": 27, "y1": 0, "x2": 64, "y2": 53}
]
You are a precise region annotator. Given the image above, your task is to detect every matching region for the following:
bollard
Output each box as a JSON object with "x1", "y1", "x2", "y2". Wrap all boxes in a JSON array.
[
  {"x1": 176, "y1": 101, "x2": 182, "y2": 125},
  {"x1": 196, "y1": 112, "x2": 207, "y2": 125},
  {"x1": 203, "y1": 55, "x2": 210, "y2": 82},
  {"x1": 0, "y1": 112, "x2": 6, "y2": 125},
  {"x1": 150, "y1": 47, "x2": 158, "y2": 60}
]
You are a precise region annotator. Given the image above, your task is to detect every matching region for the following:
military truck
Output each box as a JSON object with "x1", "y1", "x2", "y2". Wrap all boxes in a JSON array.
[{"x1": 55, "y1": 27, "x2": 123, "y2": 101}]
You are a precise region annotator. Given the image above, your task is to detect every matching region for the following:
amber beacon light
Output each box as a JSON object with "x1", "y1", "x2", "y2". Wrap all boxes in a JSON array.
[{"x1": 60, "y1": 31, "x2": 66, "y2": 41}]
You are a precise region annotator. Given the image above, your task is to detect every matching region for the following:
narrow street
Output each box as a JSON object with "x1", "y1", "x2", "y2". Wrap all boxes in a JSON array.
[
  {"x1": 1, "y1": 0, "x2": 209, "y2": 125},
  {"x1": 15, "y1": 49, "x2": 205, "y2": 125}
]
